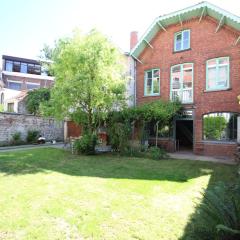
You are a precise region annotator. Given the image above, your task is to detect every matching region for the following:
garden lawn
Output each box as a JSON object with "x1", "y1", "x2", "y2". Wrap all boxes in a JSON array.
[{"x1": 0, "y1": 148, "x2": 237, "y2": 240}]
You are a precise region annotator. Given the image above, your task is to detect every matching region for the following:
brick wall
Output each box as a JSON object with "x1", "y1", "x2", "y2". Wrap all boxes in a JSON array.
[
  {"x1": 135, "y1": 16, "x2": 240, "y2": 158},
  {"x1": 0, "y1": 112, "x2": 64, "y2": 143}
]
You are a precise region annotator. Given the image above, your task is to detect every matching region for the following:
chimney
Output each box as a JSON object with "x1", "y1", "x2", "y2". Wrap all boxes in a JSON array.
[{"x1": 130, "y1": 31, "x2": 138, "y2": 51}]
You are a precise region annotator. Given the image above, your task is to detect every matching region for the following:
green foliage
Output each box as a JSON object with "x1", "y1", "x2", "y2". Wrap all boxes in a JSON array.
[
  {"x1": 193, "y1": 182, "x2": 240, "y2": 240},
  {"x1": 108, "y1": 100, "x2": 181, "y2": 126},
  {"x1": 107, "y1": 100, "x2": 181, "y2": 150},
  {"x1": 203, "y1": 116, "x2": 227, "y2": 140},
  {"x1": 11, "y1": 132, "x2": 22, "y2": 145},
  {"x1": 107, "y1": 121, "x2": 131, "y2": 152},
  {"x1": 0, "y1": 104, "x2": 4, "y2": 112},
  {"x1": 26, "y1": 88, "x2": 51, "y2": 115},
  {"x1": 146, "y1": 146, "x2": 168, "y2": 160},
  {"x1": 121, "y1": 146, "x2": 168, "y2": 160},
  {"x1": 74, "y1": 133, "x2": 98, "y2": 155},
  {"x1": 26, "y1": 130, "x2": 40, "y2": 143},
  {"x1": 42, "y1": 29, "x2": 127, "y2": 133}
]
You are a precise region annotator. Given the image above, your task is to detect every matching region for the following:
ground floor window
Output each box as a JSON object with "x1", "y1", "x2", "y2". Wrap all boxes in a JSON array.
[
  {"x1": 145, "y1": 121, "x2": 173, "y2": 138},
  {"x1": 203, "y1": 112, "x2": 238, "y2": 141},
  {"x1": 7, "y1": 102, "x2": 14, "y2": 112}
]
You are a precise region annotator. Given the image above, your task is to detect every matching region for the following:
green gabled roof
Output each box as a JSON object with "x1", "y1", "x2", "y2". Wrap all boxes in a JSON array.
[{"x1": 130, "y1": 1, "x2": 240, "y2": 59}]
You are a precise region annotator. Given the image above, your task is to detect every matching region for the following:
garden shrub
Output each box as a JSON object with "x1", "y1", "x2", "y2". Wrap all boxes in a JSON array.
[
  {"x1": 192, "y1": 182, "x2": 240, "y2": 240},
  {"x1": 26, "y1": 130, "x2": 40, "y2": 143},
  {"x1": 74, "y1": 133, "x2": 97, "y2": 155},
  {"x1": 146, "y1": 146, "x2": 168, "y2": 160},
  {"x1": 121, "y1": 145, "x2": 168, "y2": 160},
  {"x1": 108, "y1": 121, "x2": 131, "y2": 152},
  {"x1": 11, "y1": 132, "x2": 22, "y2": 145}
]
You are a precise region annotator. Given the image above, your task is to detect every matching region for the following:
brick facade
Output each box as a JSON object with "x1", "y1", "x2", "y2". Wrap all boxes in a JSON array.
[{"x1": 135, "y1": 16, "x2": 240, "y2": 158}]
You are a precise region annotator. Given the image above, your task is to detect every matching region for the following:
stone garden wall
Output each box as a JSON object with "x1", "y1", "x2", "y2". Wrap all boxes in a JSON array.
[{"x1": 0, "y1": 112, "x2": 64, "y2": 143}]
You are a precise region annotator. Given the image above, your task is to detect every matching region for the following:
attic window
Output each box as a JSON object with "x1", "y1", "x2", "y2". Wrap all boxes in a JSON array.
[{"x1": 174, "y1": 29, "x2": 190, "y2": 52}]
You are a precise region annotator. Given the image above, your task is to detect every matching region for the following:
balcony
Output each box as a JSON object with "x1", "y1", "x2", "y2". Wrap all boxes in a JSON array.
[{"x1": 171, "y1": 88, "x2": 193, "y2": 103}]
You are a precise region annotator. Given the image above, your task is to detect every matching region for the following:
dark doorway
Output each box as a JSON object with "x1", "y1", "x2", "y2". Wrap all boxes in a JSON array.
[{"x1": 176, "y1": 120, "x2": 193, "y2": 151}]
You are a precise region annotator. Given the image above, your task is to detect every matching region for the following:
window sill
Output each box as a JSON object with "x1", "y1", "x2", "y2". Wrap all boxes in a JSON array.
[
  {"x1": 204, "y1": 88, "x2": 231, "y2": 93},
  {"x1": 143, "y1": 94, "x2": 160, "y2": 97},
  {"x1": 173, "y1": 48, "x2": 191, "y2": 54},
  {"x1": 149, "y1": 137, "x2": 173, "y2": 140},
  {"x1": 201, "y1": 140, "x2": 237, "y2": 145}
]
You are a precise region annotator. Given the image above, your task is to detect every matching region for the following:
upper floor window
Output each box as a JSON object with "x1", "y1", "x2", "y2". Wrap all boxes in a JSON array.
[
  {"x1": 4, "y1": 60, "x2": 42, "y2": 75},
  {"x1": 20, "y1": 63, "x2": 28, "y2": 73},
  {"x1": 171, "y1": 63, "x2": 193, "y2": 103},
  {"x1": 174, "y1": 29, "x2": 190, "y2": 52},
  {"x1": 206, "y1": 57, "x2": 229, "y2": 91},
  {"x1": 203, "y1": 112, "x2": 238, "y2": 141},
  {"x1": 8, "y1": 81, "x2": 21, "y2": 90},
  {"x1": 6, "y1": 61, "x2": 13, "y2": 72},
  {"x1": 144, "y1": 69, "x2": 160, "y2": 96}
]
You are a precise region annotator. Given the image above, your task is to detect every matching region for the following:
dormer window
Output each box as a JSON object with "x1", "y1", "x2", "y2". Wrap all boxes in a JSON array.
[{"x1": 174, "y1": 29, "x2": 190, "y2": 52}]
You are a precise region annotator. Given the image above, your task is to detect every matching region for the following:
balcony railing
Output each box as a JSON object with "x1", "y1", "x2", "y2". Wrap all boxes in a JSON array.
[{"x1": 171, "y1": 88, "x2": 193, "y2": 103}]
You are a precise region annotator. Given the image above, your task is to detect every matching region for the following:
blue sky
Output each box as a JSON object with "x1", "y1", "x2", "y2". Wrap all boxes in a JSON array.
[{"x1": 0, "y1": 0, "x2": 239, "y2": 59}]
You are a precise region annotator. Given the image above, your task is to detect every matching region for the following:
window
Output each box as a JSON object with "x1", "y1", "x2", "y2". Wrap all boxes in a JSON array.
[
  {"x1": 174, "y1": 30, "x2": 190, "y2": 52},
  {"x1": 7, "y1": 103, "x2": 14, "y2": 112},
  {"x1": 20, "y1": 63, "x2": 28, "y2": 73},
  {"x1": 203, "y1": 112, "x2": 238, "y2": 141},
  {"x1": 144, "y1": 69, "x2": 160, "y2": 96},
  {"x1": 8, "y1": 81, "x2": 21, "y2": 90},
  {"x1": 5, "y1": 61, "x2": 13, "y2": 72},
  {"x1": 206, "y1": 57, "x2": 229, "y2": 91},
  {"x1": 26, "y1": 82, "x2": 40, "y2": 90},
  {"x1": 27, "y1": 64, "x2": 41, "y2": 75},
  {"x1": 12, "y1": 62, "x2": 21, "y2": 72},
  {"x1": 171, "y1": 63, "x2": 193, "y2": 103},
  {"x1": 0, "y1": 93, "x2": 4, "y2": 104}
]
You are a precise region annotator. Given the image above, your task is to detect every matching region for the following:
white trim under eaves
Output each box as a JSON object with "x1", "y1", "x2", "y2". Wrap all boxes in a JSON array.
[{"x1": 2, "y1": 71, "x2": 54, "y2": 81}]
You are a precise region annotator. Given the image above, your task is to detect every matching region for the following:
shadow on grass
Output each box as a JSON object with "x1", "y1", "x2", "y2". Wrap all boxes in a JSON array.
[
  {"x1": 179, "y1": 168, "x2": 239, "y2": 240},
  {"x1": 0, "y1": 148, "x2": 236, "y2": 183},
  {"x1": 0, "y1": 148, "x2": 238, "y2": 239}
]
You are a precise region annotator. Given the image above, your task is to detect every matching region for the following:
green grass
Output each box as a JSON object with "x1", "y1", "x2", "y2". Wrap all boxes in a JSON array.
[{"x1": 0, "y1": 148, "x2": 237, "y2": 240}]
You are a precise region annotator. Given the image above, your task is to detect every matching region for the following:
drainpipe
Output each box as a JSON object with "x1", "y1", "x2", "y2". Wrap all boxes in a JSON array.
[{"x1": 133, "y1": 59, "x2": 137, "y2": 106}]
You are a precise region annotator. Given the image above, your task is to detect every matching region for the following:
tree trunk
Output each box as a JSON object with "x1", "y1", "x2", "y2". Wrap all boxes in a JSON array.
[{"x1": 88, "y1": 107, "x2": 94, "y2": 134}]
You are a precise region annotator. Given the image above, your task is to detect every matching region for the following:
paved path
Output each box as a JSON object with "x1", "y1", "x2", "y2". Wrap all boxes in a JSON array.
[
  {"x1": 169, "y1": 151, "x2": 236, "y2": 165},
  {"x1": 0, "y1": 143, "x2": 65, "y2": 152}
]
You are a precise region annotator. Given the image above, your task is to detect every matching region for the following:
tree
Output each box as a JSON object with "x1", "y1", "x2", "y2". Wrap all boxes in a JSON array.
[
  {"x1": 41, "y1": 29, "x2": 126, "y2": 133},
  {"x1": 26, "y1": 88, "x2": 51, "y2": 115}
]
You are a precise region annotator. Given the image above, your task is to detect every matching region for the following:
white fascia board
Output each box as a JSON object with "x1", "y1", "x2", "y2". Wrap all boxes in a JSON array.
[{"x1": 2, "y1": 71, "x2": 55, "y2": 81}]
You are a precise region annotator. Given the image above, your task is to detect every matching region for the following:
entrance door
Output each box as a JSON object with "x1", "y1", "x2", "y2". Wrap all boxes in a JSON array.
[{"x1": 175, "y1": 120, "x2": 193, "y2": 151}]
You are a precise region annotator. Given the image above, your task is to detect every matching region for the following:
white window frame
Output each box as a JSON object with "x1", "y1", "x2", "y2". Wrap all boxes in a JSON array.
[
  {"x1": 144, "y1": 69, "x2": 160, "y2": 96},
  {"x1": 206, "y1": 57, "x2": 230, "y2": 91},
  {"x1": 170, "y1": 63, "x2": 194, "y2": 103},
  {"x1": 174, "y1": 29, "x2": 190, "y2": 52},
  {"x1": 26, "y1": 82, "x2": 40, "y2": 90},
  {"x1": 8, "y1": 80, "x2": 22, "y2": 90}
]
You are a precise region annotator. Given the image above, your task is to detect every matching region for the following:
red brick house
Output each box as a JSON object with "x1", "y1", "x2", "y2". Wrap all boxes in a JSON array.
[{"x1": 130, "y1": 1, "x2": 240, "y2": 158}]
